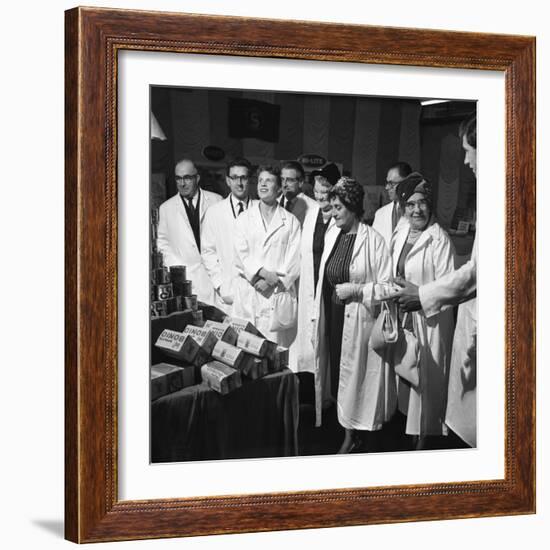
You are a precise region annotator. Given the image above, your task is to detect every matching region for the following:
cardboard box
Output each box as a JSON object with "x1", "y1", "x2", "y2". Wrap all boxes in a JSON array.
[
  {"x1": 204, "y1": 320, "x2": 238, "y2": 345},
  {"x1": 223, "y1": 316, "x2": 265, "y2": 338},
  {"x1": 155, "y1": 329, "x2": 200, "y2": 362},
  {"x1": 270, "y1": 345, "x2": 289, "y2": 373},
  {"x1": 151, "y1": 363, "x2": 196, "y2": 400},
  {"x1": 236, "y1": 331, "x2": 269, "y2": 357},
  {"x1": 211, "y1": 340, "x2": 244, "y2": 369},
  {"x1": 182, "y1": 326, "x2": 218, "y2": 355},
  {"x1": 201, "y1": 361, "x2": 242, "y2": 395},
  {"x1": 241, "y1": 357, "x2": 269, "y2": 380}
]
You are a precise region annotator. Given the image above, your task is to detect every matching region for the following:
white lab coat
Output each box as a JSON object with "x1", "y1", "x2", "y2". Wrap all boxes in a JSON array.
[
  {"x1": 157, "y1": 190, "x2": 222, "y2": 304},
  {"x1": 232, "y1": 203, "x2": 301, "y2": 346},
  {"x1": 372, "y1": 201, "x2": 408, "y2": 247},
  {"x1": 288, "y1": 193, "x2": 322, "y2": 373},
  {"x1": 390, "y1": 221, "x2": 456, "y2": 436},
  {"x1": 201, "y1": 196, "x2": 258, "y2": 314},
  {"x1": 419, "y1": 235, "x2": 477, "y2": 318},
  {"x1": 312, "y1": 222, "x2": 394, "y2": 428},
  {"x1": 419, "y1": 236, "x2": 477, "y2": 446},
  {"x1": 445, "y1": 297, "x2": 477, "y2": 447}
]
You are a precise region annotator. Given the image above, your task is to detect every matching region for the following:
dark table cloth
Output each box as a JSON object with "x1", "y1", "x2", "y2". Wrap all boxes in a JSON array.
[{"x1": 151, "y1": 369, "x2": 299, "y2": 462}]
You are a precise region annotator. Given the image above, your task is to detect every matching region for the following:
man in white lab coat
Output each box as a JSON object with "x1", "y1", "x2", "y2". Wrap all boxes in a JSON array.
[
  {"x1": 157, "y1": 158, "x2": 222, "y2": 304},
  {"x1": 202, "y1": 158, "x2": 256, "y2": 314},
  {"x1": 384, "y1": 115, "x2": 478, "y2": 447},
  {"x1": 372, "y1": 161, "x2": 412, "y2": 246}
]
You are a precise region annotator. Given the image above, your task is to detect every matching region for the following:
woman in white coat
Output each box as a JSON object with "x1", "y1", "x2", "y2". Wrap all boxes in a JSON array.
[
  {"x1": 390, "y1": 173, "x2": 456, "y2": 449},
  {"x1": 291, "y1": 168, "x2": 338, "y2": 375},
  {"x1": 232, "y1": 165, "x2": 301, "y2": 346},
  {"x1": 312, "y1": 177, "x2": 395, "y2": 453}
]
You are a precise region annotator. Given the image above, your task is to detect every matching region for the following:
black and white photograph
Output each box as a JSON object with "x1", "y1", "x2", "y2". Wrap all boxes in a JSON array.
[{"x1": 149, "y1": 86, "x2": 477, "y2": 463}]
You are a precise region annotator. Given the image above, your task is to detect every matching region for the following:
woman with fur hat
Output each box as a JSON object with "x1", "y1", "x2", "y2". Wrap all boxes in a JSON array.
[{"x1": 390, "y1": 172, "x2": 456, "y2": 449}]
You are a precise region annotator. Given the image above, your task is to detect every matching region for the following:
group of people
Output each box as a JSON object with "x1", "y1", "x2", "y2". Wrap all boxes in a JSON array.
[{"x1": 156, "y1": 114, "x2": 478, "y2": 455}]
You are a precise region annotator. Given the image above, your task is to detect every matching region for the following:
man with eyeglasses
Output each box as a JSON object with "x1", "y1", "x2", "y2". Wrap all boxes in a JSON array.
[
  {"x1": 372, "y1": 161, "x2": 412, "y2": 246},
  {"x1": 202, "y1": 158, "x2": 256, "y2": 313},
  {"x1": 157, "y1": 158, "x2": 222, "y2": 303},
  {"x1": 279, "y1": 160, "x2": 316, "y2": 228}
]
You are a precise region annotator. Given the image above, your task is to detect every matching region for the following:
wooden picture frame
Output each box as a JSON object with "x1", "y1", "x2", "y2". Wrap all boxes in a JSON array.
[{"x1": 65, "y1": 6, "x2": 536, "y2": 543}]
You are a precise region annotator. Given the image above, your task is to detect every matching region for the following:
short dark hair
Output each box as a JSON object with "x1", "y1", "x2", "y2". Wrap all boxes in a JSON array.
[
  {"x1": 257, "y1": 164, "x2": 281, "y2": 185},
  {"x1": 226, "y1": 157, "x2": 252, "y2": 177},
  {"x1": 280, "y1": 160, "x2": 305, "y2": 180},
  {"x1": 328, "y1": 177, "x2": 365, "y2": 219},
  {"x1": 459, "y1": 114, "x2": 477, "y2": 149},
  {"x1": 388, "y1": 161, "x2": 413, "y2": 179}
]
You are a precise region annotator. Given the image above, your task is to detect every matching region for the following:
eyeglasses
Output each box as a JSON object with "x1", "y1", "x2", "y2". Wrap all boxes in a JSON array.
[
  {"x1": 175, "y1": 174, "x2": 198, "y2": 184},
  {"x1": 405, "y1": 199, "x2": 429, "y2": 210},
  {"x1": 385, "y1": 180, "x2": 399, "y2": 188},
  {"x1": 281, "y1": 177, "x2": 299, "y2": 184},
  {"x1": 228, "y1": 175, "x2": 249, "y2": 182}
]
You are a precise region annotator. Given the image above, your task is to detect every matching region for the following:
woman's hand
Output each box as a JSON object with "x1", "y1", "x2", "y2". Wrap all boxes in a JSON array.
[
  {"x1": 335, "y1": 283, "x2": 363, "y2": 303},
  {"x1": 380, "y1": 276, "x2": 422, "y2": 312}
]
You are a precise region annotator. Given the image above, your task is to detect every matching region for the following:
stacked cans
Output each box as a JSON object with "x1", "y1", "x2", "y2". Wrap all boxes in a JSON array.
[
  {"x1": 150, "y1": 263, "x2": 200, "y2": 318},
  {"x1": 150, "y1": 208, "x2": 202, "y2": 320}
]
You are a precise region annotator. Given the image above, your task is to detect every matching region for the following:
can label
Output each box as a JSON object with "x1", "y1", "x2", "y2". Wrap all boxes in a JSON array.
[
  {"x1": 151, "y1": 300, "x2": 168, "y2": 317},
  {"x1": 155, "y1": 283, "x2": 174, "y2": 301},
  {"x1": 184, "y1": 295, "x2": 198, "y2": 311}
]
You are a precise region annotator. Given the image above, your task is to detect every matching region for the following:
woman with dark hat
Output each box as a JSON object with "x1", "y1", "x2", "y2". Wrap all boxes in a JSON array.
[
  {"x1": 390, "y1": 172, "x2": 456, "y2": 449},
  {"x1": 312, "y1": 177, "x2": 396, "y2": 453}
]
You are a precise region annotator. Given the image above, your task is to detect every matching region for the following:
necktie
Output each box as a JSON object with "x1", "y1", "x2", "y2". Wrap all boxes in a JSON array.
[
  {"x1": 237, "y1": 201, "x2": 244, "y2": 215},
  {"x1": 391, "y1": 202, "x2": 399, "y2": 232},
  {"x1": 285, "y1": 198, "x2": 292, "y2": 212},
  {"x1": 187, "y1": 198, "x2": 195, "y2": 215}
]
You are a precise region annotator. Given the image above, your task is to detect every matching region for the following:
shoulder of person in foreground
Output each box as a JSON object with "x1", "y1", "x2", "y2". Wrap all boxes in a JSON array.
[{"x1": 202, "y1": 188, "x2": 223, "y2": 203}]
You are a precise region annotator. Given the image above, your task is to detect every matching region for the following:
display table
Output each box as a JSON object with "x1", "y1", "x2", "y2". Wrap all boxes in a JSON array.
[{"x1": 151, "y1": 369, "x2": 299, "y2": 462}]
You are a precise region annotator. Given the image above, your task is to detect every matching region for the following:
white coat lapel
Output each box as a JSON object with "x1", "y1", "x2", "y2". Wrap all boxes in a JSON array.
[
  {"x1": 406, "y1": 220, "x2": 437, "y2": 260},
  {"x1": 199, "y1": 189, "x2": 209, "y2": 223},
  {"x1": 263, "y1": 205, "x2": 285, "y2": 246},
  {"x1": 351, "y1": 223, "x2": 369, "y2": 262},
  {"x1": 390, "y1": 226, "x2": 409, "y2": 276}
]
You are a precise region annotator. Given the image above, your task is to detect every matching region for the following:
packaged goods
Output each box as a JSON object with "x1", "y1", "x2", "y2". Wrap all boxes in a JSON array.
[
  {"x1": 223, "y1": 316, "x2": 265, "y2": 337},
  {"x1": 182, "y1": 326, "x2": 218, "y2": 355},
  {"x1": 211, "y1": 340, "x2": 244, "y2": 369},
  {"x1": 204, "y1": 320, "x2": 238, "y2": 345},
  {"x1": 236, "y1": 331, "x2": 269, "y2": 357},
  {"x1": 169, "y1": 265, "x2": 187, "y2": 283},
  {"x1": 155, "y1": 329, "x2": 200, "y2": 362},
  {"x1": 201, "y1": 361, "x2": 242, "y2": 395},
  {"x1": 155, "y1": 283, "x2": 174, "y2": 301},
  {"x1": 151, "y1": 300, "x2": 168, "y2": 318},
  {"x1": 151, "y1": 363, "x2": 196, "y2": 400},
  {"x1": 240, "y1": 357, "x2": 269, "y2": 380}
]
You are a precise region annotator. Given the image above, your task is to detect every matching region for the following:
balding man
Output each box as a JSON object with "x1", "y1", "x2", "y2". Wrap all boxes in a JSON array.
[
  {"x1": 157, "y1": 158, "x2": 222, "y2": 303},
  {"x1": 372, "y1": 161, "x2": 412, "y2": 246}
]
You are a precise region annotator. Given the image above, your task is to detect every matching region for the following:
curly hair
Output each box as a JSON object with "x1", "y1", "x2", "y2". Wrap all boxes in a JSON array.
[{"x1": 328, "y1": 176, "x2": 365, "y2": 218}]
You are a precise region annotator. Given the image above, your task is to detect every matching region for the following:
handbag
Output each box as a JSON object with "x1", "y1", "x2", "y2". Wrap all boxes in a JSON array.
[
  {"x1": 393, "y1": 312, "x2": 420, "y2": 387},
  {"x1": 269, "y1": 287, "x2": 298, "y2": 331},
  {"x1": 369, "y1": 301, "x2": 399, "y2": 353}
]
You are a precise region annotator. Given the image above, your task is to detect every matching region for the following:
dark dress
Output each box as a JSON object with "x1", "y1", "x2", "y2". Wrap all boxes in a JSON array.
[{"x1": 322, "y1": 231, "x2": 357, "y2": 400}]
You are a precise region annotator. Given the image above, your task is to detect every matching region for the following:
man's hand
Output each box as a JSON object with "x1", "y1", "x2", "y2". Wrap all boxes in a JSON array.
[
  {"x1": 259, "y1": 268, "x2": 285, "y2": 286},
  {"x1": 380, "y1": 276, "x2": 422, "y2": 312},
  {"x1": 254, "y1": 279, "x2": 273, "y2": 298}
]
